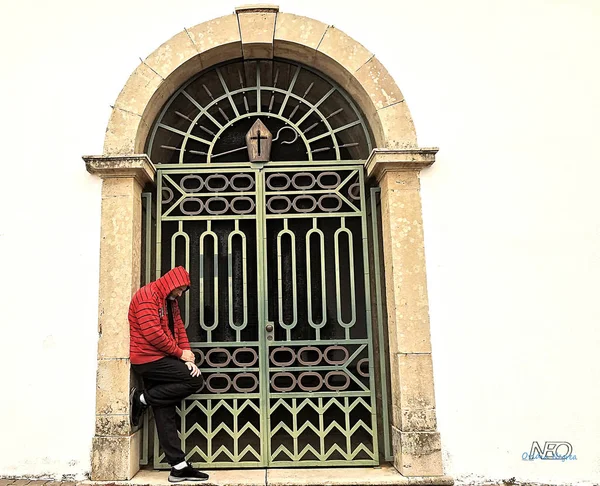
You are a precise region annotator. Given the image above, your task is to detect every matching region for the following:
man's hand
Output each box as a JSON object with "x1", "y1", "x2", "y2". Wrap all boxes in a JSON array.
[
  {"x1": 181, "y1": 349, "x2": 195, "y2": 362},
  {"x1": 185, "y1": 361, "x2": 201, "y2": 377}
]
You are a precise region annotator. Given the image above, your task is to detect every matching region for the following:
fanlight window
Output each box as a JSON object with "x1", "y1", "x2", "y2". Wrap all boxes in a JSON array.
[{"x1": 147, "y1": 59, "x2": 373, "y2": 165}]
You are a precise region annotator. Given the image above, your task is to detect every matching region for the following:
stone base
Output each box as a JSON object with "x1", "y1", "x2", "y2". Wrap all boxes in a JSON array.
[
  {"x1": 82, "y1": 465, "x2": 454, "y2": 486},
  {"x1": 392, "y1": 427, "x2": 444, "y2": 478},
  {"x1": 91, "y1": 430, "x2": 142, "y2": 481}
]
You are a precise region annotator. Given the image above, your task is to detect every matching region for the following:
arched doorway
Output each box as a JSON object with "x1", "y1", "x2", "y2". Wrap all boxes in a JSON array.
[
  {"x1": 85, "y1": 5, "x2": 445, "y2": 481},
  {"x1": 144, "y1": 58, "x2": 379, "y2": 468}
]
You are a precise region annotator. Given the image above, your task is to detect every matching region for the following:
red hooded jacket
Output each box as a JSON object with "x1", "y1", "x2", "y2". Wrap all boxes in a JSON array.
[{"x1": 128, "y1": 266, "x2": 192, "y2": 365}]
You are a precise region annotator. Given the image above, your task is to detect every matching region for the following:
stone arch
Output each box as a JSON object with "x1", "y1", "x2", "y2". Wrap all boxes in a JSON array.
[
  {"x1": 103, "y1": 6, "x2": 417, "y2": 157},
  {"x1": 87, "y1": 5, "x2": 446, "y2": 481}
]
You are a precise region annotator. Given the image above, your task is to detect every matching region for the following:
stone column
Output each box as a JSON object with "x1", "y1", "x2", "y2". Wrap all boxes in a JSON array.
[
  {"x1": 83, "y1": 155, "x2": 156, "y2": 480},
  {"x1": 366, "y1": 149, "x2": 444, "y2": 477}
]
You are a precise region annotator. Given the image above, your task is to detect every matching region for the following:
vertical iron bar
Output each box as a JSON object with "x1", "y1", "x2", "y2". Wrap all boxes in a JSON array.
[
  {"x1": 156, "y1": 172, "x2": 163, "y2": 280},
  {"x1": 200, "y1": 221, "x2": 219, "y2": 341},
  {"x1": 359, "y1": 169, "x2": 379, "y2": 461},
  {"x1": 172, "y1": 221, "x2": 190, "y2": 327},
  {"x1": 319, "y1": 397, "x2": 325, "y2": 458},
  {"x1": 293, "y1": 398, "x2": 298, "y2": 460},
  {"x1": 370, "y1": 187, "x2": 392, "y2": 461},
  {"x1": 306, "y1": 218, "x2": 327, "y2": 340},
  {"x1": 334, "y1": 217, "x2": 357, "y2": 338},
  {"x1": 180, "y1": 401, "x2": 187, "y2": 461},
  {"x1": 234, "y1": 398, "x2": 239, "y2": 461},
  {"x1": 229, "y1": 219, "x2": 249, "y2": 340},
  {"x1": 257, "y1": 169, "x2": 270, "y2": 466},
  {"x1": 277, "y1": 219, "x2": 297, "y2": 341},
  {"x1": 140, "y1": 192, "x2": 153, "y2": 466},
  {"x1": 345, "y1": 397, "x2": 351, "y2": 456},
  {"x1": 256, "y1": 62, "x2": 261, "y2": 113}
]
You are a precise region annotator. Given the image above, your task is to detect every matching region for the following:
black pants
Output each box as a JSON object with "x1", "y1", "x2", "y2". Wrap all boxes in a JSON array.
[{"x1": 133, "y1": 356, "x2": 203, "y2": 466}]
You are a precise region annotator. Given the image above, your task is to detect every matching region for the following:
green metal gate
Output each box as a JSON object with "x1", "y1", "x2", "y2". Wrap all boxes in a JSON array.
[{"x1": 151, "y1": 163, "x2": 379, "y2": 468}]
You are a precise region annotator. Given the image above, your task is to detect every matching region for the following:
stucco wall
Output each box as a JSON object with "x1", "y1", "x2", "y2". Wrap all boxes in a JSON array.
[{"x1": 0, "y1": 0, "x2": 598, "y2": 483}]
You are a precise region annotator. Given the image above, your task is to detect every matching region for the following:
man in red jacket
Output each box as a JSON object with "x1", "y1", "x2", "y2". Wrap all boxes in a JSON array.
[{"x1": 129, "y1": 266, "x2": 208, "y2": 482}]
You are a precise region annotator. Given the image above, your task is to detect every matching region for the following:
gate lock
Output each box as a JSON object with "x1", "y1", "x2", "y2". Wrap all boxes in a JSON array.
[{"x1": 265, "y1": 321, "x2": 274, "y2": 341}]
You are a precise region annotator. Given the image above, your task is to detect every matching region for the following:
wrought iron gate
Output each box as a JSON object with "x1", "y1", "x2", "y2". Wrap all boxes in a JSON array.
[{"x1": 151, "y1": 164, "x2": 378, "y2": 468}]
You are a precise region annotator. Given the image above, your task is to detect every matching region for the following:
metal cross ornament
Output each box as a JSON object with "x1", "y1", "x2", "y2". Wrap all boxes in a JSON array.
[{"x1": 245, "y1": 119, "x2": 273, "y2": 162}]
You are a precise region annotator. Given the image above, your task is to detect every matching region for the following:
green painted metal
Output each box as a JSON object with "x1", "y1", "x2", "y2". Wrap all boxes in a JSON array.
[
  {"x1": 151, "y1": 164, "x2": 383, "y2": 469},
  {"x1": 334, "y1": 218, "x2": 356, "y2": 337},
  {"x1": 140, "y1": 192, "x2": 153, "y2": 467},
  {"x1": 206, "y1": 112, "x2": 314, "y2": 162},
  {"x1": 256, "y1": 168, "x2": 270, "y2": 466},
  {"x1": 228, "y1": 220, "x2": 248, "y2": 341},
  {"x1": 277, "y1": 219, "x2": 297, "y2": 341},
  {"x1": 306, "y1": 218, "x2": 326, "y2": 341},
  {"x1": 148, "y1": 160, "x2": 368, "y2": 170},
  {"x1": 370, "y1": 187, "x2": 394, "y2": 462},
  {"x1": 146, "y1": 59, "x2": 372, "y2": 165},
  {"x1": 358, "y1": 168, "x2": 380, "y2": 461},
  {"x1": 172, "y1": 221, "x2": 190, "y2": 328},
  {"x1": 200, "y1": 220, "x2": 219, "y2": 339}
]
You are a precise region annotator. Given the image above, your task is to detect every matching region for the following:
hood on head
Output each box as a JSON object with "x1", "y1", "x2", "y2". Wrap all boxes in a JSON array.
[{"x1": 154, "y1": 266, "x2": 190, "y2": 299}]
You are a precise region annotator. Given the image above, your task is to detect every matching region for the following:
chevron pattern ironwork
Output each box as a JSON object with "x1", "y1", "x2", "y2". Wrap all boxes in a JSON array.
[{"x1": 147, "y1": 164, "x2": 383, "y2": 468}]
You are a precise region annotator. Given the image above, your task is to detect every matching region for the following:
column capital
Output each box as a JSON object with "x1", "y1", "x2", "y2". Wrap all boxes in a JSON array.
[
  {"x1": 366, "y1": 148, "x2": 439, "y2": 182},
  {"x1": 83, "y1": 154, "x2": 156, "y2": 186}
]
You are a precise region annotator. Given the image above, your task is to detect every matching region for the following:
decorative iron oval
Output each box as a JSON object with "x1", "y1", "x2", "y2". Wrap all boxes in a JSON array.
[
  {"x1": 323, "y1": 345, "x2": 350, "y2": 365},
  {"x1": 266, "y1": 173, "x2": 291, "y2": 191},
  {"x1": 232, "y1": 347, "x2": 259, "y2": 367},
  {"x1": 230, "y1": 196, "x2": 255, "y2": 215},
  {"x1": 317, "y1": 171, "x2": 341, "y2": 189},
  {"x1": 291, "y1": 172, "x2": 317, "y2": 190},
  {"x1": 232, "y1": 373, "x2": 259, "y2": 393},
  {"x1": 324, "y1": 371, "x2": 351, "y2": 391},
  {"x1": 266, "y1": 196, "x2": 292, "y2": 214},
  {"x1": 356, "y1": 358, "x2": 370, "y2": 377},
  {"x1": 205, "y1": 348, "x2": 232, "y2": 368},
  {"x1": 195, "y1": 378, "x2": 205, "y2": 392},
  {"x1": 180, "y1": 174, "x2": 204, "y2": 193},
  {"x1": 292, "y1": 195, "x2": 317, "y2": 213},
  {"x1": 162, "y1": 187, "x2": 174, "y2": 204},
  {"x1": 179, "y1": 197, "x2": 204, "y2": 216},
  {"x1": 205, "y1": 197, "x2": 230, "y2": 215},
  {"x1": 270, "y1": 347, "x2": 296, "y2": 367},
  {"x1": 348, "y1": 183, "x2": 361, "y2": 201},
  {"x1": 230, "y1": 173, "x2": 255, "y2": 191},
  {"x1": 206, "y1": 373, "x2": 232, "y2": 393},
  {"x1": 297, "y1": 372, "x2": 324, "y2": 392},
  {"x1": 194, "y1": 350, "x2": 205, "y2": 366},
  {"x1": 317, "y1": 194, "x2": 343, "y2": 212},
  {"x1": 297, "y1": 346, "x2": 323, "y2": 366},
  {"x1": 270, "y1": 372, "x2": 297, "y2": 392},
  {"x1": 205, "y1": 174, "x2": 230, "y2": 192}
]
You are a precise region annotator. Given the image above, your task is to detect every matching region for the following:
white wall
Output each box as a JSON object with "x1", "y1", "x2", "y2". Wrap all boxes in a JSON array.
[{"x1": 0, "y1": 0, "x2": 598, "y2": 483}]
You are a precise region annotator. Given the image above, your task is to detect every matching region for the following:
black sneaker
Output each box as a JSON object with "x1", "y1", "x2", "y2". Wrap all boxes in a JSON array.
[
  {"x1": 129, "y1": 387, "x2": 147, "y2": 427},
  {"x1": 168, "y1": 464, "x2": 209, "y2": 482}
]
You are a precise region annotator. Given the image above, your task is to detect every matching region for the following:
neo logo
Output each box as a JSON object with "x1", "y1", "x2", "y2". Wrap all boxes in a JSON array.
[{"x1": 529, "y1": 441, "x2": 573, "y2": 460}]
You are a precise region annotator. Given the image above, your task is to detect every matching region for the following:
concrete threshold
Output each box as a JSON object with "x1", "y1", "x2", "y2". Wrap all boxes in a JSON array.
[{"x1": 83, "y1": 465, "x2": 454, "y2": 486}]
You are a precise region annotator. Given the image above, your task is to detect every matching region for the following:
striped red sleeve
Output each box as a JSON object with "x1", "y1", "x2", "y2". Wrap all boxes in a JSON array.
[
  {"x1": 134, "y1": 296, "x2": 183, "y2": 358},
  {"x1": 172, "y1": 301, "x2": 191, "y2": 351}
]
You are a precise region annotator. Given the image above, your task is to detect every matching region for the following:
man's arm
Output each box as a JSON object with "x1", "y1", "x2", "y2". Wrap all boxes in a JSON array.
[{"x1": 135, "y1": 298, "x2": 184, "y2": 358}]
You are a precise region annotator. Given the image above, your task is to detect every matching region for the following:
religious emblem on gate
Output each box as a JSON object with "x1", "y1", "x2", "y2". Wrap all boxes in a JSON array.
[{"x1": 245, "y1": 119, "x2": 273, "y2": 162}]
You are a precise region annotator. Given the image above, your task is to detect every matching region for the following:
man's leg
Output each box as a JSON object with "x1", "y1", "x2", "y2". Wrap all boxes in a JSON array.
[
  {"x1": 133, "y1": 357, "x2": 203, "y2": 466},
  {"x1": 152, "y1": 397, "x2": 186, "y2": 466},
  {"x1": 134, "y1": 357, "x2": 204, "y2": 408}
]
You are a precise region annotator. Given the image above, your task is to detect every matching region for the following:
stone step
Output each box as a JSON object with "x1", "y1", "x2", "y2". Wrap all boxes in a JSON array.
[{"x1": 2, "y1": 466, "x2": 455, "y2": 486}]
